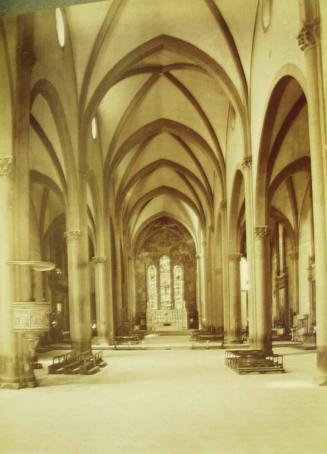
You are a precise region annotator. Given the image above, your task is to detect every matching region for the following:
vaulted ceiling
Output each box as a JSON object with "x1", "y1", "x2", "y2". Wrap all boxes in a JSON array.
[{"x1": 29, "y1": 0, "x2": 259, "y2": 248}]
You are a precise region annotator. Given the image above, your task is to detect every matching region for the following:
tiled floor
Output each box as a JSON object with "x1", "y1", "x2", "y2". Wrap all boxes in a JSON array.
[{"x1": 1, "y1": 338, "x2": 327, "y2": 454}]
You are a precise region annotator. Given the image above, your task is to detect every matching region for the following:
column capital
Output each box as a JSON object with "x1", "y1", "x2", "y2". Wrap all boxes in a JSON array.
[
  {"x1": 241, "y1": 156, "x2": 252, "y2": 170},
  {"x1": 17, "y1": 47, "x2": 37, "y2": 68},
  {"x1": 228, "y1": 253, "x2": 241, "y2": 261},
  {"x1": 64, "y1": 230, "x2": 81, "y2": 242},
  {"x1": 289, "y1": 251, "x2": 299, "y2": 260},
  {"x1": 254, "y1": 226, "x2": 271, "y2": 239},
  {"x1": 128, "y1": 255, "x2": 135, "y2": 261},
  {"x1": 220, "y1": 200, "x2": 227, "y2": 210},
  {"x1": 0, "y1": 157, "x2": 15, "y2": 178},
  {"x1": 92, "y1": 256, "x2": 107, "y2": 264},
  {"x1": 297, "y1": 19, "x2": 320, "y2": 52}
]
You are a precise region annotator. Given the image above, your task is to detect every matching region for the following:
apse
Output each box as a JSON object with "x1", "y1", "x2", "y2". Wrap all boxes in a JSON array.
[{"x1": 134, "y1": 216, "x2": 197, "y2": 331}]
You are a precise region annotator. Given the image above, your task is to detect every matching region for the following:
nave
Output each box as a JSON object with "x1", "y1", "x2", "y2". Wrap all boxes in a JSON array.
[
  {"x1": 2, "y1": 7, "x2": 327, "y2": 454},
  {"x1": 1, "y1": 334, "x2": 326, "y2": 454}
]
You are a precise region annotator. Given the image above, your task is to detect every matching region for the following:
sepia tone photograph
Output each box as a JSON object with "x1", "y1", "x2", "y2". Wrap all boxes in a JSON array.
[{"x1": 0, "y1": 0, "x2": 327, "y2": 452}]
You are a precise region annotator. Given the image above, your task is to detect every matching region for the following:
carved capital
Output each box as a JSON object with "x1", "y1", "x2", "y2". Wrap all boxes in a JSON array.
[
  {"x1": 92, "y1": 256, "x2": 107, "y2": 264},
  {"x1": 241, "y1": 156, "x2": 252, "y2": 170},
  {"x1": 254, "y1": 226, "x2": 271, "y2": 239},
  {"x1": 297, "y1": 19, "x2": 320, "y2": 52},
  {"x1": 228, "y1": 253, "x2": 241, "y2": 261},
  {"x1": 17, "y1": 47, "x2": 37, "y2": 68},
  {"x1": 289, "y1": 251, "x2": 299, "y2": 260},
  {"x1": 0, "y1": 157, "x2": 15, "y2": 178},
  {"x1": 220, "y1": 200, "x2": 227, "y2": 210},
  {"x1": 64, "y1": 230, "x2": 81, "y2": 242}
]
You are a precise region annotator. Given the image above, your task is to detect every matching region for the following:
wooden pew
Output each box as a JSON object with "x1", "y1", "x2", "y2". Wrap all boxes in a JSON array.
[{"x1": 48, "y1": 351, "x2": 107, "y2": 375}]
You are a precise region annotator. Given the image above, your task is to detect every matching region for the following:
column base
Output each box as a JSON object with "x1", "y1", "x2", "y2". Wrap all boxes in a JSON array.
[
  {"x1": 22, "y1": 378, "x2": 38, "y2": 388},
  {"x1": 71, "y1": 339, "x2": 92, "y2": 354},
  {"x1": 224, "y1": 337, "x2": 243, "y2": 344},
  {"x1": 92, "y1": 336, "x2": 108, "y2": 346},
  {"x1": 0, "y1": 382, "x2": 22, "y2": 390},
  {"x1": 315, "y1": 376, "x2": 327, "y2": 386},
  {"x1": 0, "y1": 376, "x2": 38, "y2": 389},
  {"x1": 316, "y1": 347, "x2": 327, "y2": 385},
  {"x1": 0, "y1": 377, "x2": 22, "y2": 389}
]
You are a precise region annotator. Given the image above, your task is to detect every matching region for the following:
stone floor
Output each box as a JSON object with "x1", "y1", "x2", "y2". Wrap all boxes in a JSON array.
[{"x1": 1, "y1": 336, "x2": 327, "y2": 454}]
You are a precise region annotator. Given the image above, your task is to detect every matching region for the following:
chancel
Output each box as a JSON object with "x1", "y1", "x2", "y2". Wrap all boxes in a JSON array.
[{"x1": 1, "y1": 0, "x2": 327, "y2": 452}]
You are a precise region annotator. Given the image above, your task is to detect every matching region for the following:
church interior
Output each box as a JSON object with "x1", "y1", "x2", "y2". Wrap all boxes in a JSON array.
[{"x1": 1, "y1": 0, "x2": 327, "y2": 452}]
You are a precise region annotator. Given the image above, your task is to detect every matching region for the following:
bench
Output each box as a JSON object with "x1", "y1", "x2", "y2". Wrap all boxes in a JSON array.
[
  {"x1": 48, "y1": 351, "x2": 107, "y2": 375},
  {"x1": 48, "y1": 352, "x2": 79, "y2": 374},
  {"x1": 225, "y1": 349, "x2": 284, "y2": 374}
]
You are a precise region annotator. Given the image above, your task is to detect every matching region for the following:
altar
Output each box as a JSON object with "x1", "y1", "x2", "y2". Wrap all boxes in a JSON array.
[{"x1": 146, "y1": 307, "x2": 187, "y2": 331}]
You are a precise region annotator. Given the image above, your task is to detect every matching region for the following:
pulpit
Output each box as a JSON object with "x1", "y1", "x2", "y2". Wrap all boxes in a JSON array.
[{"x1": 8, "y1": 260, "x2": 54, "y2": 387}]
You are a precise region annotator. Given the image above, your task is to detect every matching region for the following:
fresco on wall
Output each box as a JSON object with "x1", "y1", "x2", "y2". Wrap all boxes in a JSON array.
[{"x1": 135, "y1": 217, "x2": 197, "y2": 329}]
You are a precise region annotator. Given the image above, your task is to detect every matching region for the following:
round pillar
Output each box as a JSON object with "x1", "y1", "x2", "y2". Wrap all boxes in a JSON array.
[
  {"x1": 254, "y1": 226, "x2": 272, "y2": 353},
  {"x1": 227, "y1": 254, "x2": 242, "y2": 342},
  {"x1": 92, "y1": 256, "x2": 108, "y2": 344},
  {"x1": 65, "y1": 230, "x2": 92, "y2": 354},
  {"x1": 0, "y1": 157, "x2": 20, "y2": 388},
  {"x1": 298, "y1": 17, "x2": 327, "y2": 384}
]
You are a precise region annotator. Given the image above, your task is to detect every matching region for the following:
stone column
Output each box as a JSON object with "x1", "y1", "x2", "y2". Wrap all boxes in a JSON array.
[
  {"x1": 92, "y1": 256, "x2": 108, "y2": 343},
  {"x1": 220, "y1": 201, "x2": 230, "y2": 339},
  {"x1": 199, "y1": 248, "x2": 207, "y2": 328},
  {"x1": 14, "y1": 28, "x2": 35, "y2": 303},
  {"x1": 195, "y1": 254, "x2": 203, "y2": 330},
  {"x1": 104, "y1": 214, "x2": 115, "y2": 343},
  {"x1": 308, "y1": 256, "x2": 316, "y2": 330},
  {"x1": 214, "y1": 267, "x2": 224, "y2": 335},
  {"x1": 298, "y1": 17, "x2": 327, "y2": 384},
  {"x1": 227, "y1": 254, "x2": 242, "y2": 342},
  {"x1": 127, "y1": 255, "x2": 136, "y2": 328},
  {"x1": 114, "y1": 235, "x2": 124, "y2": 332},
  {"x1": 254, "y1": 226, "x2": 272, "y2": 353},
  {"x1": 65, "y1": 230, "x2": 91, "y2": 353},
  {"x1": 241, "y1": 156, "x2": 256, "y2": 346},
  {"x1": 289, "y1": 251, "x2": 299, "y2": 315},
  {"x1": 214, "y1": 218, "x2": 224, "y2": 335},
  {"x1": 205, "y1": 230, "x2": 215, "y2": 330},
  {"x1": 0, "y1": 158, "x2": 20, "y2": 388}
]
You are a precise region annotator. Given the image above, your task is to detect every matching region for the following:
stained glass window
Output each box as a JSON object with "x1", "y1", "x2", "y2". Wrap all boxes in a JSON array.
[
  {"x1": 147, "y1": 265, "x2": 158, "y2": 309},
  {"x1": 174, "y1": 265, "x2": 184, "y2": 309},
  {"x1": 160, "y1": 255, "x2": 171, "y2": 308}
]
